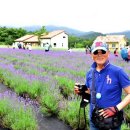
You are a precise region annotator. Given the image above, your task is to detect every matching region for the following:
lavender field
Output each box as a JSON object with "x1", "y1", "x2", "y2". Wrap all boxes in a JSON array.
[{"x1": 0, "y1": 48, "x2": 130, "y2": 130}]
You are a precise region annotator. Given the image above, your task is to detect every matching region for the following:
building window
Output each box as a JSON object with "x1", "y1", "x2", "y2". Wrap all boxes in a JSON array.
[
  {"x1": 63, "y1": 36, "x2": 66, "y2": 38},
  {"x1": 43, "y1": 43, "x2": 46, "y2": 47},
  {"x1": 54, "y1": 43, "x2": 56, "y2": 47},
  {"x1": 126, "y1": 42, "x2": 129, "y2": 46},
  {"x1": 112, "y1": 43, "x2": 115, "y2": 47}
]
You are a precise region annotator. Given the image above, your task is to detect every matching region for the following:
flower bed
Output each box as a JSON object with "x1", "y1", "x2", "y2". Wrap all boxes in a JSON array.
[{"x1": 0, "y1": 48, "x2": 129, "y2": 130}]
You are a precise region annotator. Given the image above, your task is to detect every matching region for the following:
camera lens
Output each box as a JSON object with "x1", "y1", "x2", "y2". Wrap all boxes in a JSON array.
[{"x1": 77, "y1": 85, "x2": 82, "y2": 89}]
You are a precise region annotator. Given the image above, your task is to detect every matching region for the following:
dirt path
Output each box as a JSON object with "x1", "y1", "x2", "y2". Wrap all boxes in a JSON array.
[{"x1": 0, "y1": 83, "x2": 72, "y2": 130}]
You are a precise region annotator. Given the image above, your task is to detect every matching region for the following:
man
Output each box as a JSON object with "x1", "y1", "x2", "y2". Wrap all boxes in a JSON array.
[
  {"x1": 44, "y1": 43, "x2": 50, "y2": 52},
  {"x1": 128, "y1": 46, "x2": 130, "y2": 60},
  {"x1": 75, "y1": 41, "x2": 130, "y2": 130},
  {"x1": 120, "y1": 47, "x2": 129, "y2": 62}
]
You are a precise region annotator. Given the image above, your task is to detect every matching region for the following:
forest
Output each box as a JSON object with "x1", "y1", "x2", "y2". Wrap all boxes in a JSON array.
[{"x1": 0, "y1": 26, "x2": 95, "y2": 48}]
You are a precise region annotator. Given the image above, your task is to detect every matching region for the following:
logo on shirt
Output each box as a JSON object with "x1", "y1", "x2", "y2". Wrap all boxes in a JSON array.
[{"x1": 106, "y1": 75, "x2": 112, "y2": 84}]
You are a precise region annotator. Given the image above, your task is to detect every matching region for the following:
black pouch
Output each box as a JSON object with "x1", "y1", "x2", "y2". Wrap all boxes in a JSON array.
[{"x1": 91, "y1": 107, "x2": 124, "y2": 130}]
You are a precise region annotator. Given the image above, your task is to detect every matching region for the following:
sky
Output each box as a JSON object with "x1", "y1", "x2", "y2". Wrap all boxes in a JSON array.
[{"x1": 0, "y1": 0, "x2": 130, "y2": 33}]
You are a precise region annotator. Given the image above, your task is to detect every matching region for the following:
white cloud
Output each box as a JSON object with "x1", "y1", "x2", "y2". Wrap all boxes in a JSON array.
[{"x1": 0, "y1": 0, "x2": 130, "y2": 33}]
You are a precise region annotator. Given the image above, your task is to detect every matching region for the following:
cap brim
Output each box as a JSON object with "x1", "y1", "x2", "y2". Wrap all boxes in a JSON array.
[{"x1": 92, "y1": 47, "x2": 107, "y2": 53}]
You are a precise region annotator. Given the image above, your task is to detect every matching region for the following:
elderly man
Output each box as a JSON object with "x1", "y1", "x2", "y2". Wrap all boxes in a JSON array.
[{"x1": 75, "y1": 41, "x2": 130, "y2": 130}]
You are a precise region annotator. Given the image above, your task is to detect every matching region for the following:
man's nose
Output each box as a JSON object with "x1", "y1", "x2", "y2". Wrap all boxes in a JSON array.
[{"x1": 97, "y1": 52, "x2": 102, "y2": 55}]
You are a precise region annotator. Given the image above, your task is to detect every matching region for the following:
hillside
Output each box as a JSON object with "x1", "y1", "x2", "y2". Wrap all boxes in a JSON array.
[
  {"x1": 80, "y1": 31, "x2": 105, "y2": 39},
  {"x1": 2, "y1": 25, "x2": 130, "y2": 39},
  {"x1": 23, "y1": 25, "x2": 130, "y2": 39},
  {"x1": 23, "y1": 25, "x2": 87, "y2": 36},
  {"x1": 23, "y1": 25, "x2": 105, "y2": 39},
  {"x1": 107, "y1": 31, "x2": 130, "y2": 39}
]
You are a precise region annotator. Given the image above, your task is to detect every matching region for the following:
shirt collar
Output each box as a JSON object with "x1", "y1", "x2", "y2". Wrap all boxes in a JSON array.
[{"x1": 91, "y1": 60, "x2": 110, "y2": 70}]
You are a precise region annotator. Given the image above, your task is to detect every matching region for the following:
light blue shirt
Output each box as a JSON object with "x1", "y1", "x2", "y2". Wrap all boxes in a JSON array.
[{"x1": 44, "y1": 44, "x2": 50, "y2": 50}]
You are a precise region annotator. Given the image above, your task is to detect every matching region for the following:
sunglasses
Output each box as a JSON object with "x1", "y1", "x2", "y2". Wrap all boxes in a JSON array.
[{"x1": 93, "y1": 50, "x2": 106, "y2": 55}]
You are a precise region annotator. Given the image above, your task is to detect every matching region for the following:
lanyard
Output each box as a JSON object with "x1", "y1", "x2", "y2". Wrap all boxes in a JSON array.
[
  {"x1": 91, "y1": 69, "x2": 108, "y2": 108},
  {"x1": 95, "y1": 69, "x2": 108, "y2": 104}
]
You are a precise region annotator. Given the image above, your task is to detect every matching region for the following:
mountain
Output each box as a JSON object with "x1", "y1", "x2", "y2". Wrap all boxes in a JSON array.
[
  {"x1": 23, "y1": 25, "x2": 42, "y2": 32},
  {"x1": 80, "y1": 31, "x2": 104, "y2": 39},
  {"x1": 107, "y1": 31, "x2": 130, "y2": 39},
  {"x1": 23, "y1": 25, "x2": 130, "y2": 39},
  {"x1": 2, "y1": 24, "x2": 130, "y2": 39},
  {"x1": 45, "y1": 25, "x2": 87, "y2": 36},
  {"x1": 23, "y1": 25, "x2": 106, "y2": 39},
  {"x1": 23, "y1": 25, "x2": 88, "y2": 36}
]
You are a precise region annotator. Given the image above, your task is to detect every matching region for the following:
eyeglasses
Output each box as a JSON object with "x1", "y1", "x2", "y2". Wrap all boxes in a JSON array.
[{"x1": 93, "y1": 50, "x2": 106, "y2": 55}]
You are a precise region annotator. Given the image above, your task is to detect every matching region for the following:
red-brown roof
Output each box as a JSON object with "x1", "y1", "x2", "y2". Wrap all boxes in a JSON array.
[
  {"x1": 24, "y1": 36, "x2": 39, "y2": 43},
  {"x1": 40, "y1": 30, "x2": 65, "y2": 39},
  {"x1": 15, "y1": 35, "x2": 34, "y2": 42}
]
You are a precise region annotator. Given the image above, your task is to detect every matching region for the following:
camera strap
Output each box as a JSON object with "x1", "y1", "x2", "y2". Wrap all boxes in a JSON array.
[
  {"x1": 77, "y1": 88, "x2": 90, "y2": 129},
  {"x1": 91, "y1": 69, "x2": 96, "y2": 109},
  {"x1": 77, "y1": 106, "x2": 87, "y2": 130},
  {"x1": 77, "y1": 95, "x2": 89, "y2": 130}
]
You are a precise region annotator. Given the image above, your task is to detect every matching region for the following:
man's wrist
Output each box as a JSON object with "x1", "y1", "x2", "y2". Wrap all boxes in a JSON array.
[
  {"x1": 116, "y1": 105, "x2": 122, "y2": 111},
  {"x1": 115, "y1": 106, "x2": 119, "y2": 112}
]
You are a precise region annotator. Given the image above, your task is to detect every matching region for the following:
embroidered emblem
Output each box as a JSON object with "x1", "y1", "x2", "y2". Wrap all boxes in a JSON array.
[{"x1": 106, "y1": 75, "x2": 112, "y2": 84}]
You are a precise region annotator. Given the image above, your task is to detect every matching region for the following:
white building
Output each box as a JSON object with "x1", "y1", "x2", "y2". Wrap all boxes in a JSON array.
[{"x1": 40, "y1": 30, "x2": 68, "y2": 49}]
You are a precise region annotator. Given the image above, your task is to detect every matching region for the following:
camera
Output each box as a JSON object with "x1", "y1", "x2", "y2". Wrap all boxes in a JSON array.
[
  {"x1": 77, "y1": 84, "x2": 87, "y2": 95},
  {"x1": 76, "y1": 84, "x2": 91, "y2": 107}
]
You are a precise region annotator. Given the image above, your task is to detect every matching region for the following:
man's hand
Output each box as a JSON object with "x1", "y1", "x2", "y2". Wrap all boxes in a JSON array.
[
  {"x1": 74, "y1": 83, "x2": 80, "y2": 95},
  {"x1": 99, "y1": 106, "x2": 119, "y2": 118}
]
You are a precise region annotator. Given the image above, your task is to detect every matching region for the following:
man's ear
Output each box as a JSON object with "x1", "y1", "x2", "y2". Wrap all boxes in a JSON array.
[{"x1": 91, "y1": 53, "x2": 94, "y2": 60}]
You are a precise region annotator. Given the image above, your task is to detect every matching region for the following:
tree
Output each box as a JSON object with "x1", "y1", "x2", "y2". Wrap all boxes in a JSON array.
[
  {"x1": 68, "y1": 36, "x2": 79, "y2": 48},
  {"x1": 0, "y1": 27, "x2": 27, "y2": 45},
  {"x1": 5, "y1": 35, "x2": 14, "y2": 45},
  {"x1": 68, "y1": 35, "x2": 94, "y2": 48},
  {"x1": 34, "y1": 26, "x2": 48, "y2": 45}
]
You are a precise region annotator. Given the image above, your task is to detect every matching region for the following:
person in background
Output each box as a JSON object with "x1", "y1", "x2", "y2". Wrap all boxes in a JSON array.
[
  {"x1": 121, "y1": 47, "x2": 129, "y2": 62},
  {"x1": 28, "y1": 43, "x2": 32, "y2": 51},
  {"x1": 114, "y1": 48, "x2": 119, "y2": 57},
  {"x1": 12, "y1": 43, "x2": 15, "y2": 49},
  {"x1": 74, "y1": 41, "x2": 130, "y2": 130},
  {"x1": 23, "y1": 44, "x2": 26, "y2": 50},
  {"x1": 18, "y1": 43, "x2": 22, "y2": 49},
  {"x1": 44, "y1": 43, "x2": 50, "y2": 52},
  {"x1": 127, "y1": 46, "x2": 130, "y2": 61},
  {"x1": 68, "y1": 48, "x2": 72, "y2": 52},
  {"x1": 86, "y1": 47, "x2": 90, "y2": 54}
]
